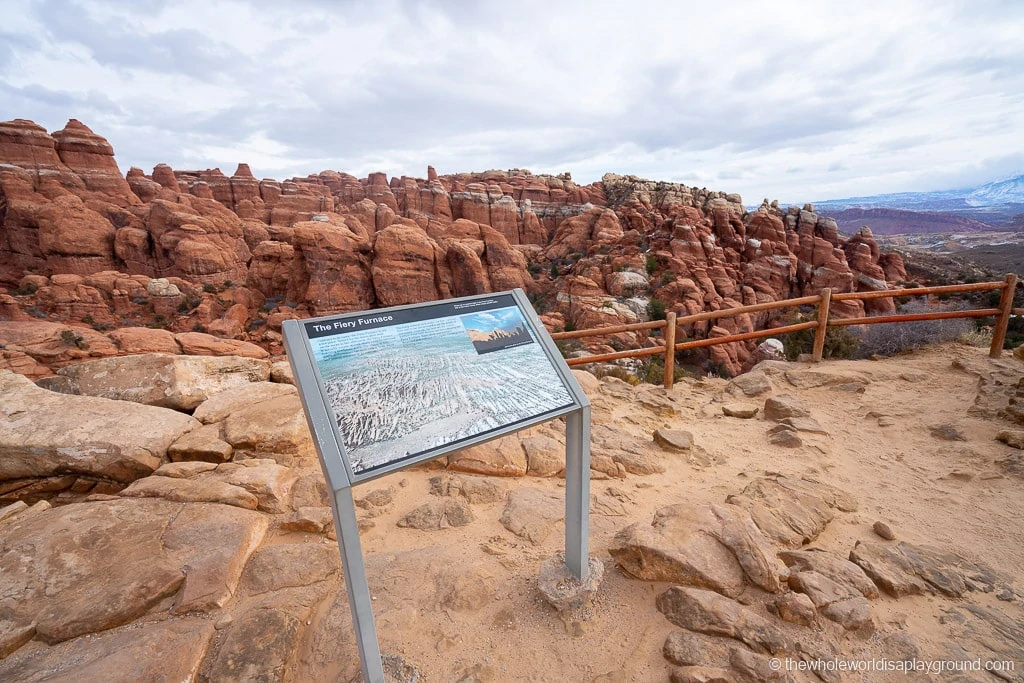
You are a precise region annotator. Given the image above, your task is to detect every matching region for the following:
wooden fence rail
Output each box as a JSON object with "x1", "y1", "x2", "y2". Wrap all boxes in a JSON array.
[{"x1": 553, "y1": 273, "x2": 1019, "y2": 389}]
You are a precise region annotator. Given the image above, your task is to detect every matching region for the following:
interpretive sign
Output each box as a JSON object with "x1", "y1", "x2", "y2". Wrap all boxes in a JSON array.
[
  {"x1": 299, "y1": 290, "x2": 579, "y2": 482},
  {"x1": 283, "y1": 289, "x2": 591, "y2": 683}
]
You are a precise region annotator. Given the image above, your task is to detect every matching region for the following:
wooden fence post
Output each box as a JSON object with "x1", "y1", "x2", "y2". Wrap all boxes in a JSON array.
[
  {"x1": 663, "y1": 312, "x2": 676, "y2": 389},
  {"x1": 811, "y1": 289, "x2": 832, "y2": 362},
  {"x1": 990, "y1": 273, "x2": 1018, "y2": 358}
]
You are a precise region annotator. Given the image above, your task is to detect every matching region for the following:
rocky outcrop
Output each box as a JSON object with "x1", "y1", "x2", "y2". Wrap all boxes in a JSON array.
[
  {"x1": 0, "y1": 118, "x2": 910, "y2": 379},
  {"x1": 0, "y1": 370, "x2": 199, "y2": 482}
]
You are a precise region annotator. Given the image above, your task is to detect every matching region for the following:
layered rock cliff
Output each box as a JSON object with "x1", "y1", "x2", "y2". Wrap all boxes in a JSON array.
[{"x1": 0, "y1": 119, "x2": 908, "y2": 376}]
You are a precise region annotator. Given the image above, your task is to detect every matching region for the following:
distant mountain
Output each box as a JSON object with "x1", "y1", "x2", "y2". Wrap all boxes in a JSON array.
[
  {"x1": 826, "y1": 207, "x2": 995, "y2": 236},
  {"x1": 814, "y1": 173, "x2": 1024, "y2": 227},
  {"x1": 968, "y1": 175, "x2": 1024, "y2": 206}
]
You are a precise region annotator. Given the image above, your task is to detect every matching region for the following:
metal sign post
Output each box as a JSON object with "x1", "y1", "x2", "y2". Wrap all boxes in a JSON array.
[{"x1": 284, "y1": 289, "x2": 591, "y2": 682}]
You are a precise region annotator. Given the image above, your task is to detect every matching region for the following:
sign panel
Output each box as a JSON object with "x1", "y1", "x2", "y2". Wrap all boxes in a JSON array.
[{"x1": 300, "y1": 291, "x2": 577, "y2": 480}]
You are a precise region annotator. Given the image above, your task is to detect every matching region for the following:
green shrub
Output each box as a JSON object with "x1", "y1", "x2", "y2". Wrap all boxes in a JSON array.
[
  {"x1": 647, "y1": 298, "x2": 666, "y2": 321},
  {"x1": 12, "y1": 282, "x2": 38, "y2": 296},
  {"x1": 780, "y1": 314, "x2": 860, "y2": 360},
  {"x1": 549, "y1": 263, "x2": 559, "y2": 279},
  {"x1": 641, "y1": 355, "x2": 688, "y2": 385},
  {"x1": 645, "y1": 254, "x2": 657, "y2": 275}
]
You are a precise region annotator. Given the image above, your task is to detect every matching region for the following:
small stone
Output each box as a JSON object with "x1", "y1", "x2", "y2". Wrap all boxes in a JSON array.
[
  {"x1": 768, "y1": 429, "x2": 802, "y2": 448},
  {"x1": 355, "y1": 487, "x2": 393, "y2": 509},
  {"x1": 996, "y1": 588, "x2": 1015, "y2": 602},
  {"x1": 722, "y1": 403, "x2": 759, "y2": 419},
  {"x1": 930, "y1": 423, "x2": 967, "y2": 442},
  {"x1": 214, "y1": 614, "x2": 233, "y2": 630},
  {"x1": 654, "y1": 428, "x2": 693, "y2": 451},
  {"x1": 763, "y1": 395, "x2": 810, "y2": 421},
  {"x1": 281, "y1": 507, "x2": 335, "y2": 534},
  {"x1": 397, "y1": 499, "x2": 474, "y2": 530},
  {"x1": 872, "y1": 521, "x2": 896, "y2": 540},
  {"x1": 877, "y1": 416, "x2": 896, "y2": 427},
  {"x1": 778, "y1": 416, "x2": 828, "y2": 435},
  {"x1": 996, "y1": 429, "x2": 1024, "y2": 449}
]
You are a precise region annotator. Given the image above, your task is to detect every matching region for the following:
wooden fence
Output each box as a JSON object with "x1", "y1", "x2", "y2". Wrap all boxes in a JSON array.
[{"x1": 550, "y1": 273, "x2": 1019, "y2": 389}]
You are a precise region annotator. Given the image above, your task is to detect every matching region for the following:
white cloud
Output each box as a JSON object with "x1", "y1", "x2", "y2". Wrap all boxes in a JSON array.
[{"x1": 1, "y1": 0, "x2": 1021, "y2": 202}]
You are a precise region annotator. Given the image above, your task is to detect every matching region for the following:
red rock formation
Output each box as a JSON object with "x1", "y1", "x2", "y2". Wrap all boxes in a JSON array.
[{"x1": 0, "y1": 117, "x2": 912, "y2": 378}]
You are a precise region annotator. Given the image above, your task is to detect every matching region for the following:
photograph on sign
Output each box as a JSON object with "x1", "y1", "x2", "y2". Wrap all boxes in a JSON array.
[{"x1": 305, "y1": 293, "x2": 575, "y2": 475}]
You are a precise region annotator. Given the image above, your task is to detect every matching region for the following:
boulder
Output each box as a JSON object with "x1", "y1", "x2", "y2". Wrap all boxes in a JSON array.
[
  {"x1": 220, "y1": 394, "x2": 314, "y2": 466},
  {"x1": 656, "y1": 586, "x2": 790, "y2": 655},
  {"x1": 654, "y1": 428, "x2": 694, "y2": 451},
  {"x1": 610, "y1": 503, "x2": 783, "y2": 596},
  {"x1": 0, "y1": 370, "x2": 199, "y2": 482}
]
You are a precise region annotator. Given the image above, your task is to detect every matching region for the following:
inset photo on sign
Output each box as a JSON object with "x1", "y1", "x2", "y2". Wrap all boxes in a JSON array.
[
  {"x1": 305, "y1": 294, "x2": 574, "y2": 476},
  {"x1": 460, "y1": 306, "x2": 533, "y2": 354}
]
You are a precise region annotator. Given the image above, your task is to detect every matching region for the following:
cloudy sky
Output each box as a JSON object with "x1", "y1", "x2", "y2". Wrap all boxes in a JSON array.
[{"x1": 2, "y1": 0, "x2": 1022, "y2": 203}]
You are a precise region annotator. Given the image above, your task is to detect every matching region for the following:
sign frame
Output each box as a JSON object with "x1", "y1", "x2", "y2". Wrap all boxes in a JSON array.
[{"x1": 283, "y1": 288, "x2": 592, "y2": 683}]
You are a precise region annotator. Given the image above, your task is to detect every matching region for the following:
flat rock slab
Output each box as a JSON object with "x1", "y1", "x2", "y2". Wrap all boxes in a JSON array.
[
  {"x1": 240, "y1": 543, "x2": 340, "y2": 595},
  {"x1": 0, "y1": 617, "x2": 214, "y2": 682},
  {"x1": 0, "y1": 498, "x2": 266, "y2": 647},
  {"x1": 726, "y1": 477, "x2": 857, "y2": 549},
  {"x1": 850, "y1": 540, "x2": 1010, "y2": 598},
  {"x1": 428, "y1": 474, "x2": 507, "y2": 504},
  {"x1": 447, "y1": 435, "x2": 527, "y2": 477},
  {"x1": 722, "y1": 403, "x2": 758, "y2": 419},
  {"x1": 119, "y1": 475, "x2": 259, "y2": 509},
  {"x1": 610, "y1": 503, "x2": 783, "y2": 596},
  {"x1": 192, "y1": 381, "x2": 297, "y2": 424},
  {"x1": 656, "y1": 586, "x2": 790, "y2": 656},
  {"x1": 0, "y1": 370, "x2": 199, "y2": 482},
  {"x1": 40, "y1": 353, "x2": 271, "y2": 410},
  {"x1": 784, "y1": 369, "x2": 870, "y2": 389},
  {"x1": 398, "y1": 499, "x2": 474, "y2": 530},
  {"x1": 202, "y1": 585, "x2": 327, "y2": 683},
  {"x1": 500, "y1": 488, "x2": 564, "y2": 545},
  {"x1": 763, "y1": 395, "x2": 811, "y2": 421}
]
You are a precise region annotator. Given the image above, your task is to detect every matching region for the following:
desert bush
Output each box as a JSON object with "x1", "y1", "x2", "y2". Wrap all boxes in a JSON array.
[
  {"x1": 12, "y1": 282, "x2": 38, "y2": 296},
  {"x1": 641, "y1": 355, "x2": 688, "y2": 385},
  {"x1": 780, "y1": 314, "x2": 860, "y2": 360},
  {"x1": 647, "y1": 298, "x2": 666, "y2": 321},
  {"x1": 853, "y1": 301, "x2": 972, "y2": 357},
  {"x1": 959, "y1": 328, "x2": 993, "y2": 348},
  {"x1": 645, "y1": 254, "x2": 657, "y2": 275}
]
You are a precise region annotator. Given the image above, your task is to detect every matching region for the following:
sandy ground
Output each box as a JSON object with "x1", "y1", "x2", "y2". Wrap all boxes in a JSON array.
[{"x1": 277, "y1": 343, "x2": 1024, "y2": 682}]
